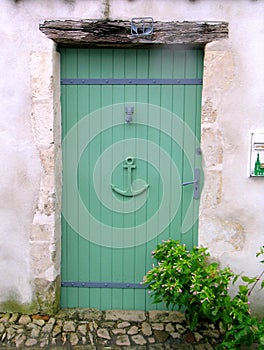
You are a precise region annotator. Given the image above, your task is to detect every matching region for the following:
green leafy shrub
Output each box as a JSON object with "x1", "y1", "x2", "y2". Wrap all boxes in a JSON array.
[{"x1": 143, "y1": 240, "x2": 264, "y2": 349}]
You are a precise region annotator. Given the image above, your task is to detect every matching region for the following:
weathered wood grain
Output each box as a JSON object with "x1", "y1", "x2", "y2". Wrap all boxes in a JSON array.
[{"x1": 39, "y1": 20, "x2": 228, "y2": 47}]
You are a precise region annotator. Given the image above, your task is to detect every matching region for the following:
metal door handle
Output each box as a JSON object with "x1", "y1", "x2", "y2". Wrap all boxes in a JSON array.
[
  {"x1": 182, "y1": 168, "x2": 200, "y2": 199},
  {"x1": 182, "y1": 179, "x2": 198, "y2": 186}
]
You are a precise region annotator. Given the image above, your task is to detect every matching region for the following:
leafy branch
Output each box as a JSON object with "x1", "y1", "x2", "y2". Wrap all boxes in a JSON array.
[{"x1": 144, "y1": 240, "x2": 264, "y2": 349}]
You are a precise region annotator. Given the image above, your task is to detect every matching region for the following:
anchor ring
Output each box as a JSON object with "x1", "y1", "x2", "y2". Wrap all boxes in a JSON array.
[{"x1": 125, "y1": 157, "x2": 134, "y2": 165}]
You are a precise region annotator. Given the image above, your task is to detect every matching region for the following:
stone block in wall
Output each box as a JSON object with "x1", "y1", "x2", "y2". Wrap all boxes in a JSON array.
[
  {"x1": 34, "y1": 276, "x2": 60, "y2": 314},
  {"x1": 39, "y1": 145, "x2": 56, "y2": 176},
  {"x1": 200, "y1": 170, "x2": 222, "y2": 209},
  {"x1": 105, "y1": 310, "x2": 146, "y2": 322},
  {"x1": 30, "y1": 242, "x2": 55, "y2": 277},
  {"x1": 201, "y1": 127, "x2": 223, "y2": 168},
  {"x1": 30, "y1": 222, "x2": 54, "y2": 241},
  {"x1": 199, "y1": 217, "x2": 245, "y2": 255},
  {"x1": 149, "y1": 311, "x2": 186, "y2": 323},
  {"x1": 30, "y1": 51, "x2": 54, "y2": 102},
  {"x1": 31, "y1": 102, "x2": 54, "y2": 145},
  {"x1": 203, "y1": 48, "x2": 235, "y2": 103},
  {"x1": 202, "y1": 98, "x2": 217, "y2": 124}
]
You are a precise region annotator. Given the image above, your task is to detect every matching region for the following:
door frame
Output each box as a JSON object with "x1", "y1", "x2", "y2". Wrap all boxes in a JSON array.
[{"x1": 31, "y1": 19, "x2": 229, "y2": 312}]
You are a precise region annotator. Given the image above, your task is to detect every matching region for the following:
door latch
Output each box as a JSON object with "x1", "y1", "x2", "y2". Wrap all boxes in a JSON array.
[
  {"x1": 182, "y1": 168, "x2": 200, "y2": 199},
  {"x1": 125, "y1": 106, "x2": 134, "y2": 123}
]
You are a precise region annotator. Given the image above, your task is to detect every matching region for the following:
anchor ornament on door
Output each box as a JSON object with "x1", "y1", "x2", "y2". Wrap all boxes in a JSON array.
[{"x1": 111, "y1": 157, "x2": 149, "y2": 197}]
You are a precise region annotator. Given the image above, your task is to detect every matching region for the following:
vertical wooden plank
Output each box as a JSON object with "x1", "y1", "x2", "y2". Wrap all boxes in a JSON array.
[
  {"x1": 145, "y1": 48, "x2": 163, "y2": 310},
  {"x1": 64, "y1": 49, "x2": 79, "y2": 306},
  {"x1": 161, "y1": 47, "x2": 174, "y2": 78},
  {"x1": 181, "y1": 49, "x2": 197, "y2": 249},
  {"x1": 148, "y1": 48, "x2": 162, "y2": 79},
  {"x1": 100, "y1": 48, "x2": 113, "y2": 309},
  {"x1": 122, "y1": 48, "x2": 137, "y2": 309},
  {"x1": 77, "y1": 49, "x2": 91, "y2": 306},
  {"x1": 111, "y1": 49, "x2": 126, "y2": 309},
  {"x1": 60, "y1": 62, "x2": 68, "y2": 305},
  {"x1": 60, "y1": 48, "x2": 68, "y2": 306},
  {"x1": 77, "y1": 48, "x2": 90, "y2": 78},
  {"x1": 87, "y1": 48, "x2": 102, "y2": 308},
  {"x1": 134, "y1": 51, "x2": 149, "y2": 309},
  {"x1": 171, "y1": 49, "x2": 186, "y2": 244},
  {"x1": 159, "y1": 48, "x2": 174, "y2": 243},
  {"x1": 193, "y1": 49, "x2": 204, "y2": 247},
  {"x1": 89, "y1": 48, "x2": 102, "y2": 78},
  {"x1": 110, "y1": 50, "x2": 125, "y2": 309},
  {"x1": 195, "y1": 49, "x2": 204, "y2": 143}
]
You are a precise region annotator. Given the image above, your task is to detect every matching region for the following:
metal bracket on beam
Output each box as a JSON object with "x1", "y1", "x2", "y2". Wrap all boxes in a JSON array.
[{"x1": 131, "y1": 17, "x2": 154, "y2": 37}]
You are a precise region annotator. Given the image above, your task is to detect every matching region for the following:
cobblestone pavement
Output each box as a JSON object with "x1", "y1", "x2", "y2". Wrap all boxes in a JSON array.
[{"x1": 0, "y1": 309, "x2": 223, "y2": 349}]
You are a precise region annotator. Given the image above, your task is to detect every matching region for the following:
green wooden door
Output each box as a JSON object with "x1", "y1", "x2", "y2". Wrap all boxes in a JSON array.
[{"x1": 60, "y1": 48, "x2": 203, "y2": 309}]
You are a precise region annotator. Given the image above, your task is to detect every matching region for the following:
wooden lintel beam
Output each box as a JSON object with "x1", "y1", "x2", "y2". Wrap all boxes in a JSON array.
[{"x1": 39, "y1": 20, "x2": 228, "y2": 47}]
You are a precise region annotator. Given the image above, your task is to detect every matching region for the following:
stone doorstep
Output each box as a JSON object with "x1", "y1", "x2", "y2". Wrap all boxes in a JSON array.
[{"x1": 0, "y1": 310, "x2": 224, "y2": 349}]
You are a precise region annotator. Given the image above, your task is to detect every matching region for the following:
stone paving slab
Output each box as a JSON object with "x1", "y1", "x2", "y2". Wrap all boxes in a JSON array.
[{"x1": 0, "y1": 309, "x2": 222, "y2": 349}]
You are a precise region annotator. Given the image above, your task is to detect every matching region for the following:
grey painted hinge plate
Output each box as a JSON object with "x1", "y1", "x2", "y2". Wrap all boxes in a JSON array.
[{"x1": 61, "y1": 281, "x2": 148, "y2": 289}]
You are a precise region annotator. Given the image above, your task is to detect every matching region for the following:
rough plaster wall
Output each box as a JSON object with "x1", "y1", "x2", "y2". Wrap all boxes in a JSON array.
[
  {"x1": 0, "y1": 2, "x2": 41, "y2": 305},
  {"x1": 0, "y1": 0, "x2": 106, "y2": 310},
  {"x1": 200, "y1": 10, "x2": 264, "y2": 313},
  {"x1": 0, "y1": 0, "x2": 263, "y2": 313}
]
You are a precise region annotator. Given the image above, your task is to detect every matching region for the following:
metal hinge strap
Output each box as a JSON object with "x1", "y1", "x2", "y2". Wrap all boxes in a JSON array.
[
  {"x1": 61, "y1": 78, "x2": 202, "y2": 85},
  {"x1": 61, "y1": 281, "x2": 147, "y2": 289}
]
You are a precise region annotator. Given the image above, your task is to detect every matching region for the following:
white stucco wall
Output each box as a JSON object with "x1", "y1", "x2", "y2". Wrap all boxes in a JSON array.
[{"x1": 0, "y1": 0, "x2": 263, "y2": 314}]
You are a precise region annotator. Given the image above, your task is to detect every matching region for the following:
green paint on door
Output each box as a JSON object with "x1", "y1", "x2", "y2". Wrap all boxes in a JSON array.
[{"x1": 60, "y1": 48, "x2": 204, "y2": 310}]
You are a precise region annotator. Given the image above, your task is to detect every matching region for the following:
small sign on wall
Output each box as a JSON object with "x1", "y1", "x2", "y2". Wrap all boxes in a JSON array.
[{"x1": 250, "y1": 133, "x2": 264, "y2": 177}]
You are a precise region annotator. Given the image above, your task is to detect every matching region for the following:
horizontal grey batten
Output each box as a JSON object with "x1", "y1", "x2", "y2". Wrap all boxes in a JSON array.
[
  {"x1": 61, "y1": 281, "x2": 148, "y2": 289},
  {"x1": 61, "y1": 78, "x2": 202, "y2": 85}
]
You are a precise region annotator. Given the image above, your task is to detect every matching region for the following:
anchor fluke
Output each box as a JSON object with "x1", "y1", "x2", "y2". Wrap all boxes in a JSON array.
[{"x1": 111, "y1": 183, "x2": 149, "y2": 197}]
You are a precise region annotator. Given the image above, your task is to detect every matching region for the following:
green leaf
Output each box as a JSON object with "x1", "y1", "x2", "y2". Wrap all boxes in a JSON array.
[
  {"x1": 241, "y1": 276, "x2": 257, "y2": 284},
  {"x1": 239, "y1": 285, "x2": 249, "y2": 293},
  {"x1": 211, "y1": 308, "x2": 219, "y2": 317},
  {"x1": 260, "y1": 336, "x2": 264, "y2": 345},
  {"x1": 232, "y1": 273, "x2": 241, "y2": 284},
  {"x1": 189, "y1": 313, "x2": 198, "y2": 331}
]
